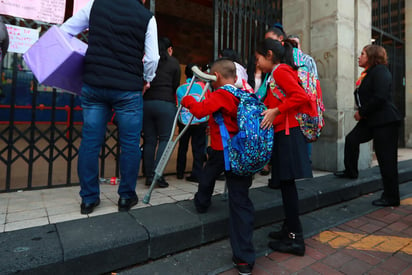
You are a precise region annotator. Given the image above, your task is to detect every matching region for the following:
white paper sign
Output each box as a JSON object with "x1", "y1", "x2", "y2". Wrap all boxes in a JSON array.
[
  {"x1": 73, "y1": 0, "x2": 91, "y2": 15},
  {"x1": 6, "y1": 25, "x2": 40, "y2": 54},
  {"x1": 0, "y1": 0, "x2": 66, "y2": 24}
]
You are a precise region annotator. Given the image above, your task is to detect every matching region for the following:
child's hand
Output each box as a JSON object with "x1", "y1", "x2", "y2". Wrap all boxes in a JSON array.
[
  {"x1": 261, "y1": 108, "x2": 279, "y2": 129},
  {"x1": 181, "y1": 95, "x2": 195, "y2": 108}
]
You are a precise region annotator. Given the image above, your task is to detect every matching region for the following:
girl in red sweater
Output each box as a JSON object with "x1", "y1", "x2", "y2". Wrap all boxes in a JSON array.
[{"x1": 257, "y1": 38, "x2": 313, "y2": 256}]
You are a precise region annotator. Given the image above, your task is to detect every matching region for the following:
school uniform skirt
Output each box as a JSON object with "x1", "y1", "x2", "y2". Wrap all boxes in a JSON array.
[{"x1": 271, "y1": 126, "x2": 313, "y2": 181}]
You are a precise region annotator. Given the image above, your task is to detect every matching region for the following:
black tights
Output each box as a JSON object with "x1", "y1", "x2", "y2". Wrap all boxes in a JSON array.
[{"x1": 280, "y1": 179, "x2": 302, "y2": 233}]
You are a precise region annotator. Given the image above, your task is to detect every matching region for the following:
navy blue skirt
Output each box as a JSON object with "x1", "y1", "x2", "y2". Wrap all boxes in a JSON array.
[{"x1": 271, "y1": 126, "x2": 313, "y2": 181}]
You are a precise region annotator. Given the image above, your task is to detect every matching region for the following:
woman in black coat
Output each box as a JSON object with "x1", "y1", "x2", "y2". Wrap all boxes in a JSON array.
[{"x1": 334, "y1": 45, "x2": 402, "y2": 207}]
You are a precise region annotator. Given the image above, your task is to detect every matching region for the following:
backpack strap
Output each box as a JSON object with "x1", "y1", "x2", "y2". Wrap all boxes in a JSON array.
[
  {"x1": 213, "y1": 112, "x2": 231, "y2": 171},
  {"x1": 212, "y1": 84, "x2": 242, "y2": 172}
]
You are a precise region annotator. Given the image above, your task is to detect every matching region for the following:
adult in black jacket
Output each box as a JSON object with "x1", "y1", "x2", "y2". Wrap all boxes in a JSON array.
[
  {"x1": 334, "y1": 45, "x2": 401, "y2": 207},
  {"x1": 142, "y1": 37, "x2": 181, "y2": 187}
]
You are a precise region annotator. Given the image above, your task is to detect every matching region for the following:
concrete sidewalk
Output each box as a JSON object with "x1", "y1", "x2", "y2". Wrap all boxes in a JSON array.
[{"x1": 1, "y1": 156, "x2": 412, "y2": 274}]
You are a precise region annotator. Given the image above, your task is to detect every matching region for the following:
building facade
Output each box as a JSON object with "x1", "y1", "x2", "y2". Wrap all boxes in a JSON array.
[{"x1": 0, "y1": 0, "x2": 409, "y2": 191}]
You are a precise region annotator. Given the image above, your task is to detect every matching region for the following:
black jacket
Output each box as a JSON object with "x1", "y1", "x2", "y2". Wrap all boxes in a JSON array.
[
  {"x1": 354, "y1": 64, "x2": 401, "y2": 127},
  {"x1": 144, "y1": 55, "x2": 181, "y2": 103}
]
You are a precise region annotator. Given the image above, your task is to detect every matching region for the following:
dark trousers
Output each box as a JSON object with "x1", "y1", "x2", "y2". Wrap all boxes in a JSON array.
[
  {"x1": 176, "y1": 122, "x2": 207, "y2": 179},
  {"x1": 194, "y1": 148, "x2": 255, "y2": 264},
  {"x1": 142, "y1": 100, "x2": 176, "y2": 176},
  {"x1": 344, "y1": 120, "x2": 399, "y2": 201}
]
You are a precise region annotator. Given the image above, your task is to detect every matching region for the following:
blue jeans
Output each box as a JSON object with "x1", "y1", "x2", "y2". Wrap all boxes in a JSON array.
[{"x1": 78, "y1": 84, "x2": 143, "y2": 203}]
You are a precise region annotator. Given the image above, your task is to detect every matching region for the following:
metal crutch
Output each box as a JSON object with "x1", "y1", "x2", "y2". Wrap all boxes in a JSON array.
[{"x1": 143, "y1": 66, "x2": 217, "y2": 204}]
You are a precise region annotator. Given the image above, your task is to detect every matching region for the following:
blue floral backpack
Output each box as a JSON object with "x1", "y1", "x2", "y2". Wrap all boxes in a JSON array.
[{"x1": 214, "y1": 84, "x2": 274, "y2": 176}]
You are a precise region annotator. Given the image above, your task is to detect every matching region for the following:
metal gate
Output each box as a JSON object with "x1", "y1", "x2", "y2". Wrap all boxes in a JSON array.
[
  {"x1": 213, "y1": 0, "x2": 282, "y2": 65},
  {"x1": 372, "y1": 0, "x2": 405, "y2": 146},
  {"x1": 0, "y1": 16, "x2": 120, "y2": 192}
]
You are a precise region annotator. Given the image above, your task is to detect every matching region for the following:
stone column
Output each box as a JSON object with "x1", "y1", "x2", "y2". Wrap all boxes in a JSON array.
[
  {"x1": 406, "y1": 1, "x2": 412, "y2": 147},
  {"x1": 282, "y1": 0, "x2": 372, "y2": 171}
]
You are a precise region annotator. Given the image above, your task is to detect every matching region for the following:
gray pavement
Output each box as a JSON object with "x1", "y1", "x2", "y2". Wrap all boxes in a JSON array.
[{"x1": 0, "y1": 159, "x2": 411, "y2": 274}]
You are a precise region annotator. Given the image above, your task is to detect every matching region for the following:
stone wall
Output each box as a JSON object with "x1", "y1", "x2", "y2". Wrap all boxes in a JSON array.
[{"x1": 283, "y1": 0, "x2": 373, "y2": 171}]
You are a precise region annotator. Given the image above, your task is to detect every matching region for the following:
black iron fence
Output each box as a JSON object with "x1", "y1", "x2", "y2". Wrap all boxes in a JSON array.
[
  {"x1": 0, "y1": 16, "x2": 119, "y2": 192},
  {"x1": 213, "y1": 0, "x2": 282, "y2": 63}
]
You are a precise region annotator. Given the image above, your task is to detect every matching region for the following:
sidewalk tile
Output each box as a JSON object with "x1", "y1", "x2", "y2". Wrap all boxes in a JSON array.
[
  {"x1": 368, "y1": 268, "x2": 395, "y2": 275},
  {"x1": 254, "y1": 256, "x2": 290, "y2": 274},
  {"x1": 341, "y1": 249, "x2": 382, "y2": 265},
  {"x1": 6, "y1": 208, "x2": 47, "y2": 223},
  {"x1": 267, "y1": 251, "x2": 294, "y2": 263},
  {"x1": 340, "y1": 258, "x2": 373, "y2": 274},
  {"x1": 4, "y1": 217, "x2": 49, "y2": 232},
  {"x1": 377, "y1": 255, "x2": 410, "y2": 274},
  {"x1": 388, "y1": 222, "x2": 410, "y2": 232},
  {"x1": 48, "y1": 211, "x2": 87, "y2": 224},
  {"x1": 359, "y1": 222, "x2": 385, "y2": 234},
  {"x1": 321, "y1": 251, "x2": 353, "y2": 269},
  {"x1": 304, "y1": 245, "x2": 327, "y2": 261},
  {"x1": 309, "y1": 262, "x2": 344, "y2": 275},
  {"x1": 280, "y1": 255, "x2": 316, "y2": 273},
  {"x1": 305, "y1": 238, "x2": 337, "y2": 255},
  {"x1": 345, "y1": 217, "x2": 369, "y2": 229}
]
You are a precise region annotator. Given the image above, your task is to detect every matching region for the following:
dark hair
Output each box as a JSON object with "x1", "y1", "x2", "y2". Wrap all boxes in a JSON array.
[
  {"x1": 219, "y1": 48, "x2": 243, "y2": 66},
  {"x1": 158, "y1": 37, "x2": 172, "y2": 61},
  {"x1": 273, "y1": 23, "x2": 286, "y2": 35},
  {"x1": 266, "y1": 25, "x2": 287, "y2": 40},
  {"x1": 284, "y1": 38, "x2": 299, "y2": 50},
  {"x1": 184, "y1": 63, "x2": 196, "y2": 78},
  {"x1": 363, "y1": 44, "x2": 388, "y2": 66},
  {"x1": 256, "y1": 39, "x2": 297, "y2": 70},
  {"x1": 210, "y1": 58, "x2": 236, "y2": 79}
]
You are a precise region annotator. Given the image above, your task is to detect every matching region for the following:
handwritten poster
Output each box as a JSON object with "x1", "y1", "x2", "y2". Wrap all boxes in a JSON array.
[
  {"x1": 6, "y1": 25, "x2": 40, "y2": 54},
  {"x1": 73, "y1": 0, "x2": 90, "y2": 15},
  {"x1": 0, "y1": 0, "x2": 66, "y2": 24}
]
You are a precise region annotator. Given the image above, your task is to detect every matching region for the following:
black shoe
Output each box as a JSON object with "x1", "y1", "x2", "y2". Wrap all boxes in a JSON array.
[
  {"x1": 194, "y1": 196, "x2": 209, "y2": 213},
  {"x1": 267, "y1": 178, "x2": 280, "y2": 189},
  {"x1": 268, "y1": 223, "x2": 288, "y2": 240},
  {"x1": 118, "y1": 196, "x2": 138, "y2": 212},
  {"x1": 333, "y1": 170, "x2": 358, "y2": 179},
  {"x1": 157, "y1": 176, "x2": 169, "y2": 188},
  {"x1": 176, "y1": 173, "x2": 184, "y2": 180},
  {"x1": 145, "y1": 177, "x2": 153, "y2": 186},
  {"x1": 232, "y1": 257, "x2": 253, "y2": 275},
  {"x1": 80, "y1": 198, "x2": 100, "y2": 214},
  {"x1": 372, "y1": 197, "x2": 400, "y2": 207},
  {"x1": 186, "y1": 175, "x2": 199, "y2": 183},
  {"x1": 268, "y1": 232, "x2": 305, "y2": 256}
]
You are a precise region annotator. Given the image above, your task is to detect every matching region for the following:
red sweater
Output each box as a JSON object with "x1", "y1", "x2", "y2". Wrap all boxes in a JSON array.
[
  {"x1": 264, "y1": 64, "x2": 310, "y2": 133},
  {"x1": 181, "y1": 86, "x2": 239, "y2": 150}
]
